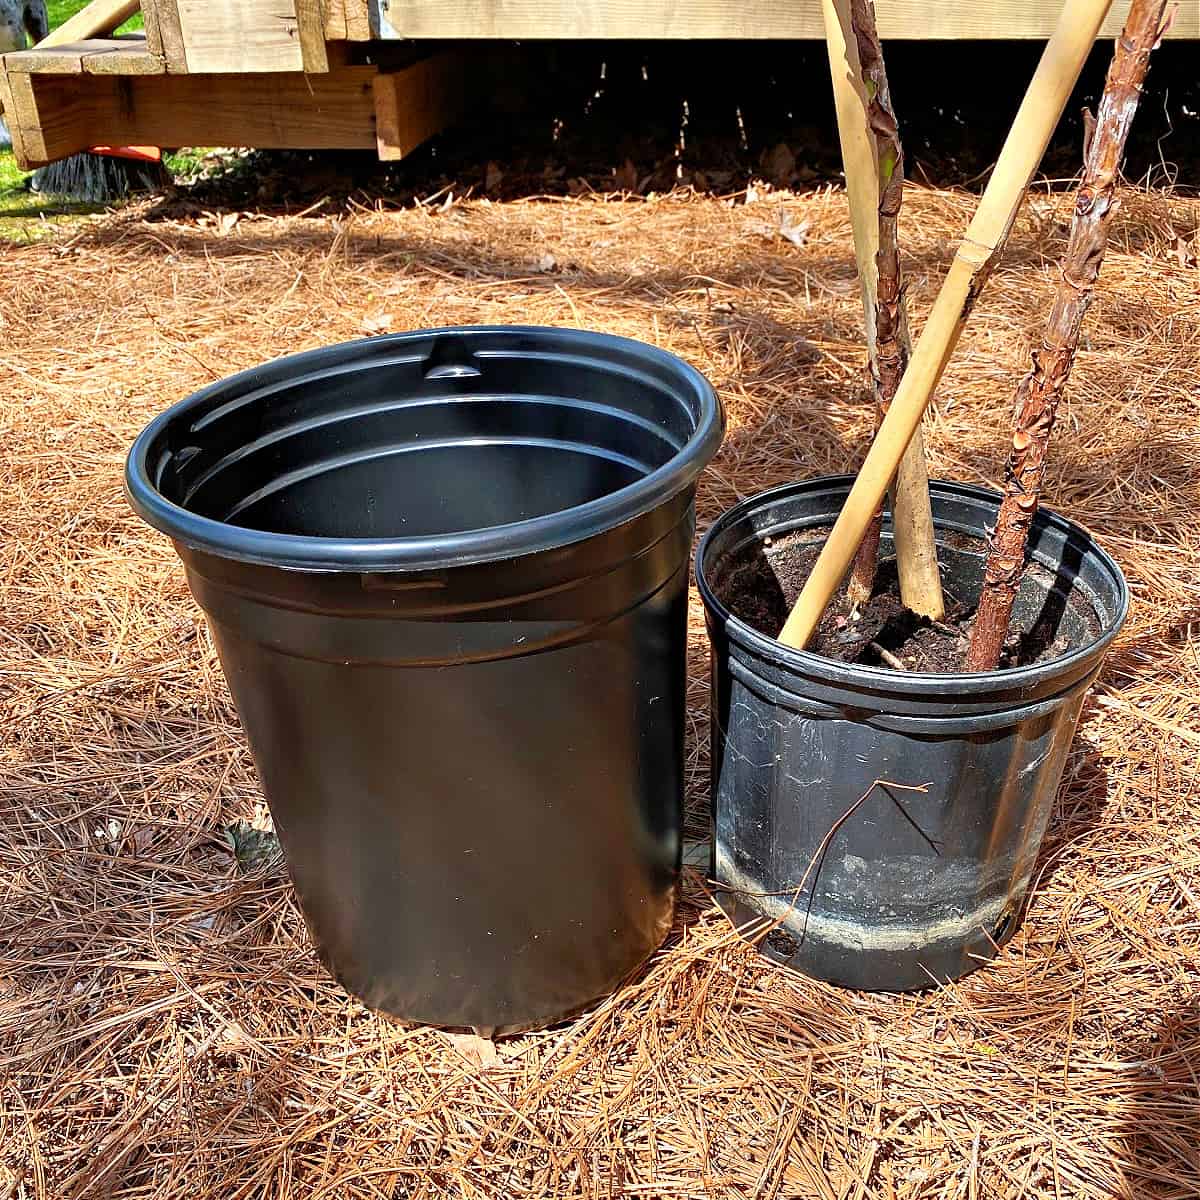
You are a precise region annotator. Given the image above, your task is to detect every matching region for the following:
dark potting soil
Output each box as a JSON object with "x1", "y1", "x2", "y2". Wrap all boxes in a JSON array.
[{"x1": 710, "y1": 526, "x2": 1099, "y2": 673}]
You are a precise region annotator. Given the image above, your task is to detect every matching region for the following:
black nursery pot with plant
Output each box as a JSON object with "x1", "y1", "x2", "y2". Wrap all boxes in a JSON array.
[
  {"x1": 126, "y1": 326, "x2": 723, "y2": 1032},
  {"x1": 696, "y1": 476, "x2": 1128, "y2": 992}
]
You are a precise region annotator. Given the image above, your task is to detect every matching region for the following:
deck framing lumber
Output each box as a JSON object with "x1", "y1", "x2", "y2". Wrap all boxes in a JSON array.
[
  {"x1": 5, "y1": 36, "x2": 163, "y2": 75},
  {"x1": 373, "y1": 51, "x2": 464, "y2": 161},
  {"x1": 0, "y1": 55, "x2": 468, "y2": 169},
  {"x1": 370, "y1": 0, "x2": 1196, "y2": 39},
  {"x1": 142, "y1": 0, "x2": 187, "y2": 71}
]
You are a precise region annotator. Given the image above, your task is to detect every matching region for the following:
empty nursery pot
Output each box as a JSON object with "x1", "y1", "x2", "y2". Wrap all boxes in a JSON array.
[
  {"x1": 696, "y1": 477, "x2": 1128, "y2": 992},
  {"x1": 126, "y1": 326, "x2": 723, "y2": 1031}
]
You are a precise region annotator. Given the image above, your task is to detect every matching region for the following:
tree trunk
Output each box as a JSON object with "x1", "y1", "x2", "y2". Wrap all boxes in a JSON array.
[{"x1": 965, "y1": 0, "x2": 1169, "y2": 672}]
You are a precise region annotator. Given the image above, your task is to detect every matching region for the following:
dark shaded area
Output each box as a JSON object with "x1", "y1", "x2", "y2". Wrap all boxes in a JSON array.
[
  {"x1": 1122, "y1": 1001, "x2": 1200, "y2": 1195},
  {"x1": 178, "y1": 40, "x2": 1197, "y2": 210}
]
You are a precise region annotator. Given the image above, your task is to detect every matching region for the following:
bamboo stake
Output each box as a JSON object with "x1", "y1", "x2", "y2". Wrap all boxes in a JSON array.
[
  {"x1": 821, "y1": 0, "x2": 944, "y2": 620},
  {"x1": 778, "y1": 0, "x2": 1115, "y2": 652},
  {"x1": 966, "y1": 0, "x2": 1170, "y2": 671}
]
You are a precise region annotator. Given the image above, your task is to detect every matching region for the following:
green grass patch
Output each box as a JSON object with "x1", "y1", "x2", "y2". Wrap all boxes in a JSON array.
[
  {"x1": 46, "y1": 0, "x2": 143, "y2": 33},
  {"x1": 164, "y1": 148, "x2": 211, "y2": 178},
  {"x1": 0, "y1": 152, "x2": 26, "y2": 194},
  {"x1": 0, "y1": 148, "x2": 102, "y2": 241}
]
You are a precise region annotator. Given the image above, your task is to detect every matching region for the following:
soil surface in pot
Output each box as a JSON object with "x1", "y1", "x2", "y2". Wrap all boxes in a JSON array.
[{"x1": 710, "y1": 527, "x2": 1101, "y2": 673}]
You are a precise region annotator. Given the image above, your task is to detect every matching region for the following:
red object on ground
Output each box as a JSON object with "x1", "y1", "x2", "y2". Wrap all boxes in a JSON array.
[{"x1": 87, "y1": 145, "x2": 162, "y2": 162}]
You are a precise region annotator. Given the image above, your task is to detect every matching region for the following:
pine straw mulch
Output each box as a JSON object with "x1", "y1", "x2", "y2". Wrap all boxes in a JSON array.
[{"x1": 1, "y1": 182, "x2": 1198, "y2": 1199}]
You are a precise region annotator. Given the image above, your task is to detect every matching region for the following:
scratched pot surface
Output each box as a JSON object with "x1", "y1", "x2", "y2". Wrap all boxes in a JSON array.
[{"x1": 698, "y1": 477, "x2": 1128, "y2": 991}]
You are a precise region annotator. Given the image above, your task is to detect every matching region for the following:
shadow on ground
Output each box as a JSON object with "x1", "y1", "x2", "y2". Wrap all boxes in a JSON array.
[{"x1": 1122, "y1": 1001, "x2": 1200, "y2": 1196}]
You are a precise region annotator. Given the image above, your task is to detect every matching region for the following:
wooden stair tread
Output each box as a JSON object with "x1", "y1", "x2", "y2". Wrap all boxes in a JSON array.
[{"x1": 4, "y1": 35, "x2": 163, "y2": 76}]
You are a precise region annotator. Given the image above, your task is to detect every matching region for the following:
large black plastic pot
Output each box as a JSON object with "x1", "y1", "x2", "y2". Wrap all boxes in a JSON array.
[
  {"x1": 126, "y1": 326, "x2": 723, "y2": 1031},
  {"x1": 696, "y1": 477, "x2": 1127, "y2": 991}
]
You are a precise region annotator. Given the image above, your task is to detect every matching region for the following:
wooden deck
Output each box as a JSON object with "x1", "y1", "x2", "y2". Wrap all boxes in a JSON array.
[{"x1": 1, "y1": 0, "x2": 1194, "y2": 172}]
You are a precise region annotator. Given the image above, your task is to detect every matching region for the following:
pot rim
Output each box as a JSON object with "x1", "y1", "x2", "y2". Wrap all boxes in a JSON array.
[
  {"x1": 125, "y1": 325, "x2": 723, "y2": 572},
  {"x1": 696, "y1": 475, "x2": 1129, "y2": 691}
]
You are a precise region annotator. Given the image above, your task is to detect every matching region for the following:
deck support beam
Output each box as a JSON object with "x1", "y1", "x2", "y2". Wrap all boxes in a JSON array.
[
  {"x1": 3, "y1": 64, "x2": 381, "y2": 169},
  {"x1": 373, "y1": 52, "x2": 465, "y2": 161}
]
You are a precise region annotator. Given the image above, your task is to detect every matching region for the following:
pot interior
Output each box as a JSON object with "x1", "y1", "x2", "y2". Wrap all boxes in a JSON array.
[{"x1": 702, "y1": 479, "x2": 1124, "y2": 676}]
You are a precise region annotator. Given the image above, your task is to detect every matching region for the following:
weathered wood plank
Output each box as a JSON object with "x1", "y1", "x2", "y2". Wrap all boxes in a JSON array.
[
  {"x1": 4, "y1": 37, "x2": 162, "y2": 75},
  {"x1": 344, "y1": 0, "x2": 371, "y2": 39},
  {"x1": 142, "y1": 0, "x2": 187, "y2": 72},
  {"x1": 324, "y1": 0, "x2": 349, "y2": 39},
  {"x1": 6, "y1": 39, "x2": 125, "y2": 73},
  {"x1": 1, "y1": 71, "x2": 92, "y2": 165},
  {"x1": 84, "y1": 42, "x2": 166, "y2": 75},
  {"x1": 373, "y1": 52, "x2": 463, "y2": 161},
  {"x1": 373, "y1": 0, "x2": 1197, "y2": 39},
  {"x1": 5, "y1": 64, "x2": 379, "y2": 168},
  {"x1": 175, "y1": 0, "x2": 304, "y2": 73},
  {"x1": 142, "y1": 1, "x2": 165, "y2": 55},
  {"x1": 296, "y1": 0, "x2": 330, "y2": 72},
  {"x1": 0, "y1": 69, "x2": 34, "y2": 164}
]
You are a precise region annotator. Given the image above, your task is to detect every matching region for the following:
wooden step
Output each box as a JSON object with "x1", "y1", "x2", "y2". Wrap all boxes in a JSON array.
[
  {"x1": 4, "y1": 34, "x2": 163, "y2": 76},
  {"x1": 0, "y1": 51, "x2": 467, "y2": 171}
]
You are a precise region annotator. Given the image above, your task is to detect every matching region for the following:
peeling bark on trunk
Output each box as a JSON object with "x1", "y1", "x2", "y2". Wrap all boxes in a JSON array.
[
  {"x1": 845, "y1": 396, "x2": 886, "y2": 610},
  {"x1": 966, "y1": 0, "x2": 1168, "y2": 672},
  {"x1": 845, "y1": 0, "x2": 912, "y2": 611}
]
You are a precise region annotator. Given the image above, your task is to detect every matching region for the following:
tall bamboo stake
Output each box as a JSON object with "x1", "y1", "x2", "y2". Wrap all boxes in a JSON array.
[
  {"x1": 966, "y1": 0, "x2": 1170, "y2": 672},
  {"x1": 778, "y1": 0, "x2": 1115, "y2": 652},
  {"x1": 821, "y1": 0, "x2": 945, "y2": 620}
]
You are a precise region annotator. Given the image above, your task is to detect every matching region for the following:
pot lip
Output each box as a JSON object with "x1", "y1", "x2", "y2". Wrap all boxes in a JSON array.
[
  {"x1": 125, "y1": 325, "x2": 724, "y2": 573},
  {"x1": 695, "y1": 475, "x2": 1130, "y2": 692}
]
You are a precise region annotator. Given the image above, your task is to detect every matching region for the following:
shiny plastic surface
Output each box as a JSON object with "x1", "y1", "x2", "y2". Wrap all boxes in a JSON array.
[
  {"x1": 127, "y1": 326, "x2": 723, "y2": 1029},
  {"x1": 697, "y1": 477, "x2": 1127, "y2": 991}
]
